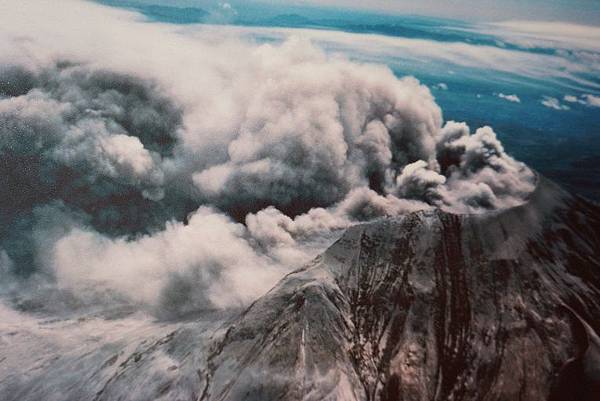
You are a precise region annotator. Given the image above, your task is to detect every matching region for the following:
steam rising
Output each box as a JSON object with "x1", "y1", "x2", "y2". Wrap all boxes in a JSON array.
[{"x1": 0, "y1": 0, "x2": 534, "y2": 318}]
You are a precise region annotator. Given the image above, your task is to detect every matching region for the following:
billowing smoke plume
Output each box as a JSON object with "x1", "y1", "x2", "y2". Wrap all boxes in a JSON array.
[{"x1": 0, "y1": 0, "x2": 535, "y2": 318}]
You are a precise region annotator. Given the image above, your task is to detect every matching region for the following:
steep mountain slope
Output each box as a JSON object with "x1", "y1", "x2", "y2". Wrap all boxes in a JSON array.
[
  {"x1": 0, "y1": 307, "x2": 231, "y2": 401},
  {"x1": 1, "y1": 176, "x2": 599, "y2": 401},
  {"x1": 201, "y1": 176, "x2": 600, "y2": 401}
]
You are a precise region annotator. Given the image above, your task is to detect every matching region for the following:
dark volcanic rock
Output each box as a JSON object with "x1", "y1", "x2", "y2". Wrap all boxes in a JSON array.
[{"x1": 201, "y1": 176, "x2": 600, "y2": 401}]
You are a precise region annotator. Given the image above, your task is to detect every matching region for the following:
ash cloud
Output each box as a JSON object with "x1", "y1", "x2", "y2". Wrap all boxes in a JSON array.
[{"x1": 0, "y1": 0, "x2": 535, "y2": 318}]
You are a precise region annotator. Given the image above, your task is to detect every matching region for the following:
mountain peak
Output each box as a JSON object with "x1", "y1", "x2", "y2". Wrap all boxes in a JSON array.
[{"x1": 201, "y1": 176, "x2": 600, "y2": 401}]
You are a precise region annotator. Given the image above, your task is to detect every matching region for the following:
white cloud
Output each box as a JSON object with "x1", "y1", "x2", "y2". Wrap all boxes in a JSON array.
[
  {"x1": 497, "y1": 93, "x2": 521, "y2": 103},
  {"x1": 489, "y1": 20, "x2": 600, "y2": 53},
  {"x1": 582, "y1": 94, "x2": 600, "y2": 107},
  {"x1": 541, "y1": 96, "x2": 570, "y2": 110},
  {"x1": 52, "y1": 207, "x2": 286, "y2": 315},
  {"x1": 562, "y1": 93, "x2": 600, "y2": 107},
  {"x1": 564, "y1": 94, "x2": 579, "y2": 103},
  {"x1": 194, "y1": 24, "x2": 600, "y2": 90}
]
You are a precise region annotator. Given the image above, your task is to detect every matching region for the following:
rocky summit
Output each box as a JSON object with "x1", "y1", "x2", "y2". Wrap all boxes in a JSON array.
[{"x1": 201, "y1": 176, "x2": 600, "y2": 401}]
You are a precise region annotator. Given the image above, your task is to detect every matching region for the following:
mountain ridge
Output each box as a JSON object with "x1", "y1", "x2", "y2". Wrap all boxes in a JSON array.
[{"x1": 200, "y1": 176, "x2": 600, "y2": 401}]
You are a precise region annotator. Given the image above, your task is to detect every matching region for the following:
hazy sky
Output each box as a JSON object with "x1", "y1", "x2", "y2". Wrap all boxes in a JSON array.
[
  {"x1": 268, "y1": 0, "x2": 600, "y2": 24},
  {"x1": 116, "y1": 0, "x2": 600, "y2": 25}
]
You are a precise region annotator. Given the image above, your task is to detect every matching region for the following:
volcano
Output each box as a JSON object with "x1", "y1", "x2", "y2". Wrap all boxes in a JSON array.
[
  {"x1": 199, "y1": 176, "x2": 600, "y2": 401},
  {"x1": 2, "y1": 176, "x2": 600, "y2": 401}
]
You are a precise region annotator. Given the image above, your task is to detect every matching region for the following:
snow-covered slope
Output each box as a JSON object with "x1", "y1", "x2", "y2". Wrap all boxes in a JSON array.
[
  {"x1": 0, "y1": 305, "x2": 235, "y2": 401},
  {"x1": 201, "y1": 176, "x2": 600, "y2": 401},
  {"x1": 2, "y1": 176, "x2": 599, "y2": 401}
]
